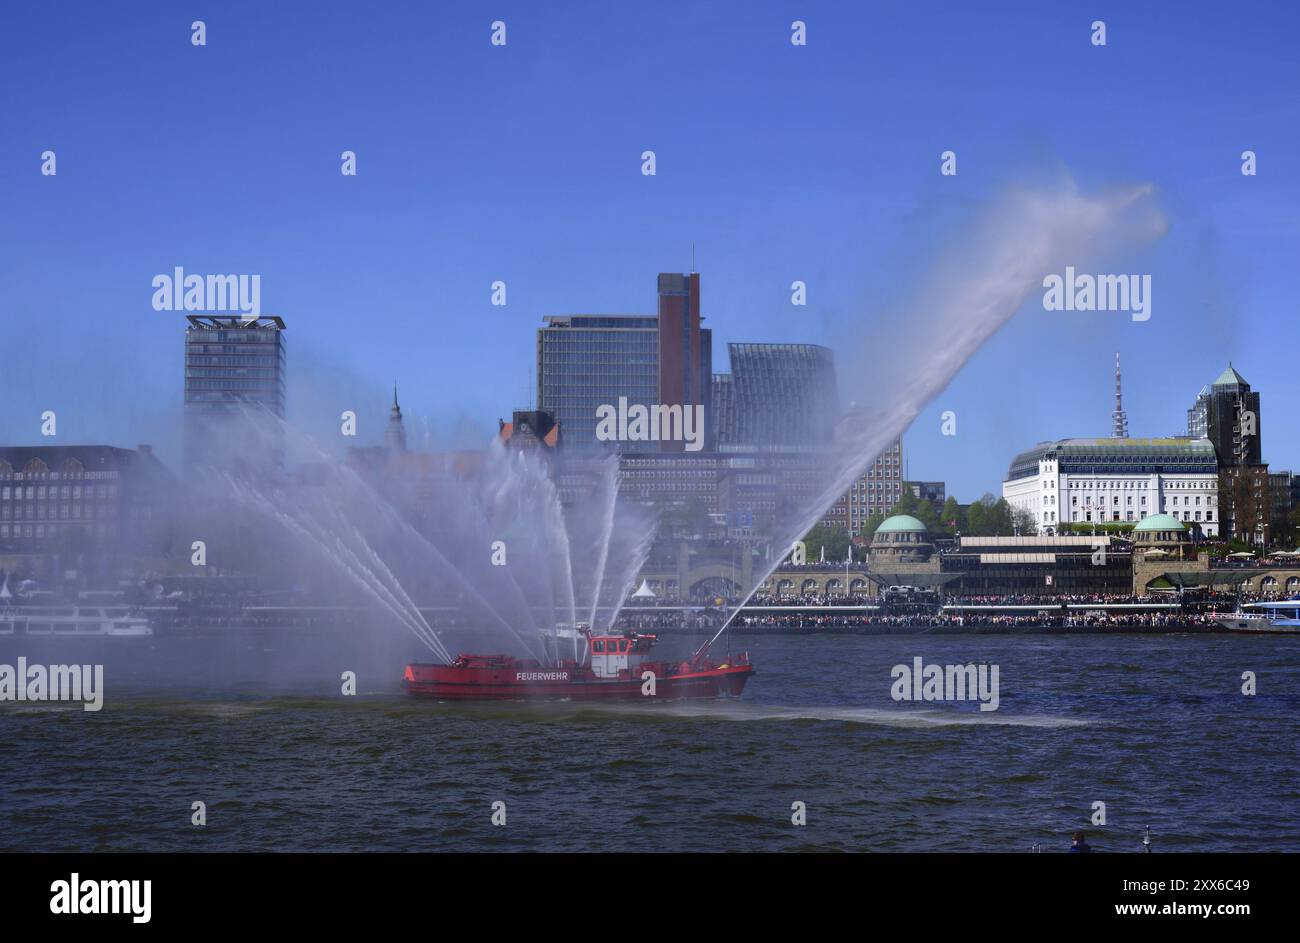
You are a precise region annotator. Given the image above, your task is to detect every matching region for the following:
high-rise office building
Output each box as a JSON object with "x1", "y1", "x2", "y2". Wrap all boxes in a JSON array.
[
  {"x1": 535, "y1": 273, "x2": 714, "y2": 451},
  {"x1": 709, "y1": 341, "x2": 844, "y2": 532},
  {"x1": 1198, "y1": 364, "x2": 1267, "y2": 543},
  {"x1": 712, "y1": 343, "x2": 839, "y2": 450},
  {"x1": 1203, "y1": 364, "x2": 1261, "y2": 467},
  {"x1": 183, "y1": 315, "x2": 286, "y2": 467},
  {"x1": 536, "y1": 314, "x2": 659, "y2": 449}
]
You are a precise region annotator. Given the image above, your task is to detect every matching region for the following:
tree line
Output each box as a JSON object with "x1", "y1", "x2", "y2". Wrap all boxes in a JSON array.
[{"x1": 800, "y1": 490, "x2": 1036, "y2": 562}]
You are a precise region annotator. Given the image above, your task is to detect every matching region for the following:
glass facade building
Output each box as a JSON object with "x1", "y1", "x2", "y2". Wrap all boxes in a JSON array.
[
  {"x1": 536, "y1": 314, "x2": 716, "y2": 451},
  {"x1": 713, "y1": 343, "x2": 839, "y2": 450},
  {"x1": 1186, "y1": 384, "x2": 1209, "y2": 439},
  {"x1": 537, "y1": 274, "x2": 715, "y2": 452},
  {"x1": 183, "y1": 315, "x2": 286, "y2": 466}
]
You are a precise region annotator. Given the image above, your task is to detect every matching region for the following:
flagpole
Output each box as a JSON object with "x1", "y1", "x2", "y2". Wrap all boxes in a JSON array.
[{"x1": 845, "y1": 542, "x2": 851, "y2": 597}]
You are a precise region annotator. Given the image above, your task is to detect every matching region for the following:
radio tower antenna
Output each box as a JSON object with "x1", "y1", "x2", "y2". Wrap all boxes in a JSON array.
[{"x1": 1111, "y1": 352, "x2": 1129, "y2": 438}]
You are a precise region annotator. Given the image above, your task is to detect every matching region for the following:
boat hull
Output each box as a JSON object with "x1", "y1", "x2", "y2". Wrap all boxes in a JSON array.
[
  {"x1": 1216, "y1": 617, "x2": 1300, "y2": 634},
  {"x1": 403, "y1": 662, "x2": 753, "y2": 701}
]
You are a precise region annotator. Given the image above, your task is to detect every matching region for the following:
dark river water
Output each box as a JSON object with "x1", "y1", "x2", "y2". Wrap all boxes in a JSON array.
[{"x1": 1, "y1": 631, "x2": 1297, "y2": 852}]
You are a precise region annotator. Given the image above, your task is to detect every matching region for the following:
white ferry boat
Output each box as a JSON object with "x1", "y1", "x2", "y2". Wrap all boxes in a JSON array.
[
  {"x1": 1216, "y1": 600, "x2": 1300, "y2": 634},
  {"x1": 0, "y1": 605, "x2": 153, "y2": 638}
]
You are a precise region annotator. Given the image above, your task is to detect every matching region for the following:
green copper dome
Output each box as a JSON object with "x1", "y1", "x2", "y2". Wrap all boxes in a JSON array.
[
  {"x1": 1134, "y1": 513, "x2": 1186, "y2": 532},
  {"x1": 876, "y1": 514, "x2": 928, "y2": 533}
]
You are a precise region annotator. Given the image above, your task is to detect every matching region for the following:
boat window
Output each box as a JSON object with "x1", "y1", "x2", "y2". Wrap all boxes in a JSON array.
[
  {"x1": 592, "y1": 640, "x2": 604, "y2": 653},
  {"x1": 618, "y1": 640, "x2": 629, "y2": 653}
]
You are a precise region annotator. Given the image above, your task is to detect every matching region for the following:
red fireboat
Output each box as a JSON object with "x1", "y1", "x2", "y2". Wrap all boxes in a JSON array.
[{"x1": 403, "y1": 629, "x2": 753, "y2": 701}]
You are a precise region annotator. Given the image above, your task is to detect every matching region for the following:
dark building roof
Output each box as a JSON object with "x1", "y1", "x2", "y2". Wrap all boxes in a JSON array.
[
  {"x1": 500, "y1": 410, "x2": 560, "y2": 449},
  {"x1": 0, "y1": 444, "x2": 169, "y2": 478}
]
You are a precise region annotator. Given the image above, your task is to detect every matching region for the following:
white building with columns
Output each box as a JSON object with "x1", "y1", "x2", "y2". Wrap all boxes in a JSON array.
[{"x1": 1002, "y1": 438, "x2": 1219, "y2": 537}]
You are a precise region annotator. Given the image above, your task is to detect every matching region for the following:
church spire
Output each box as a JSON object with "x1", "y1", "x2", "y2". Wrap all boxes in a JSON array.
[{"x1": 385, "y1": 383, "x2": 406, "y2": 452}]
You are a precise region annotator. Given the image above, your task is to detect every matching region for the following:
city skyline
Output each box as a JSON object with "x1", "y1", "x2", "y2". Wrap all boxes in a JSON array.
[
  {"x1": 3, "y1": 1, "x2": 1298, "y2": 502},
  {"x1": 0, "y1": 265, "x2": 1284, "y2": 506}
]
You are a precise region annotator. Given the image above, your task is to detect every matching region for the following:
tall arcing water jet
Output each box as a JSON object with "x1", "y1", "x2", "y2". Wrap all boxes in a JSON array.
[{"x1": 707, "y1": 183, "x2": 1167, "y2": 643}]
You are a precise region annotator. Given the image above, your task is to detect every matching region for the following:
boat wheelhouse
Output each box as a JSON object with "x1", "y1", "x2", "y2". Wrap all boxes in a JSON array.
[{"x1": 588, "y1": 632, "x2": 658, "y2": 678}]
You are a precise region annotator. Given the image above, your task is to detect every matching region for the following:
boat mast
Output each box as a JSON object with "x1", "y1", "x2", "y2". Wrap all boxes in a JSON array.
[{"x1": 694, "y1": 577, "x2": 760, "y2": 662}]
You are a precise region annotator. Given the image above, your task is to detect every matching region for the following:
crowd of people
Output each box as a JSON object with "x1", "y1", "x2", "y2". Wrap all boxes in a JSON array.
[
  {"x1": 625, "y1": 591, "x2": 1201, "y2": 609},
  {"x1": 619, "y1": 612, "x2": 722, "y2": 632},
  {"x1": 1213, "y1": 555, "x2": 1300, "y2": 568},
  {"x1": 941, "y1": 593, "x2": 1166, "y2": 606},
  {"x1": 615, "y1": 610, "x2": 1225, "y2": 633},
  {"x1": 780, "y1": 560, "x2": 863, "y2": 569},
  {"x1": 745, "y1": 592, "x2": 876, "y2": 607}
]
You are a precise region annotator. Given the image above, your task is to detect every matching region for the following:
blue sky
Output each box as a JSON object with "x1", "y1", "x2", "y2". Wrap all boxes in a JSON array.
[{"x1": 2, "y1": 0, "x2": 1298, "y2": 500}]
